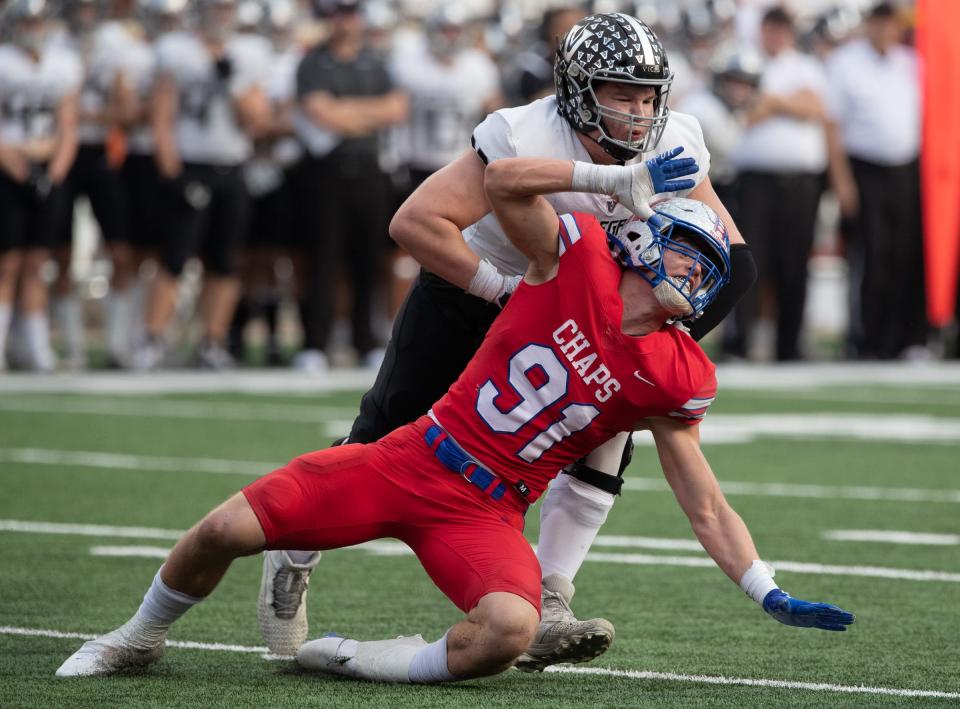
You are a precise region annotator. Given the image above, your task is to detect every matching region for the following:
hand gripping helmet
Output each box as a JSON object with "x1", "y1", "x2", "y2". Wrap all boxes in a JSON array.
[
  {"x1": 607, "y1": 198, "x2": 731, "y2": 320},
  {"x1": 555, "y1": 12, "x2": 673, "y2": 162}
]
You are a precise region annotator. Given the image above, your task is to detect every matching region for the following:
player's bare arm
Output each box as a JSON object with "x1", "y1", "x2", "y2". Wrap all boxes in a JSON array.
[
  {"x1": 47, "y1": 91, "x2": 79, "y2": 185},
  {"x1": 645, "y1": 415, "x2": 759, "y2": 582},
  {"x1": 233, "y1": 86, "x2": 273, "y2": 140},
  {"x1": 483, "y1": 157, "x2": 575, "y2": 283},
  {"x1": 646, "y1": 415, "x2": 855, "y2": 631},
  {"x1": 390, "y1": 148, "x2": 493, "y2": 290},
  {"x1": 150, "y1": 74, "x2": 181, "y2": 179}
]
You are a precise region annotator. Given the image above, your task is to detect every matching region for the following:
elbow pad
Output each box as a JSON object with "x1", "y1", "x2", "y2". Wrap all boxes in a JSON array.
[{"x1": 688, "y1": 243, "x2": 758, "y2": 342}]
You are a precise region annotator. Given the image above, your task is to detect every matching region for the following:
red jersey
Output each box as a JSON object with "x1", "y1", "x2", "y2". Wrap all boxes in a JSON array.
[{"x1": 431, "y1": 212, "x2": 717, "y2": 503}]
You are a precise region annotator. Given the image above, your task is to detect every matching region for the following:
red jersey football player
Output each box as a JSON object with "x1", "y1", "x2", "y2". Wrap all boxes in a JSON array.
[{"x1": 56, "y1": 155, "x2": 854, "y2": 682}]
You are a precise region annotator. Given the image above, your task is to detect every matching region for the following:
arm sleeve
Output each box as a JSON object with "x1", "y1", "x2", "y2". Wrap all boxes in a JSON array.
[{"x1": 687, "y1": 243, "x2": 757, "y2": 342}]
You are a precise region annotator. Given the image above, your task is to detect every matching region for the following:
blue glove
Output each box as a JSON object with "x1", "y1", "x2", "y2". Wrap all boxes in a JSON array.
[
  {"x1": 763, "y1": 588, "x2": 855, "y2": 632},
  {"x1": 645, "y1": 146, "x2": 698, "y2": 194}
]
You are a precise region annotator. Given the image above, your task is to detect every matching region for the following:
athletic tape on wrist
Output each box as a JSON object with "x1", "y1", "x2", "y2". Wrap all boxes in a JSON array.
[
  {"x1": 466, "y1": 259, "x2": 507, "y2": 304},
  {"x1": 739, "y1": 559, "x2": 778, "y2": 605}
]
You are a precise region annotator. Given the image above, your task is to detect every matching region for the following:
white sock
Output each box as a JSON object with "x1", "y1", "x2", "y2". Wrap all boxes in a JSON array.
[
  {"x1": 106, "y1": 289, "x2": 134, "y2": 359},
  {"x1": 536, "y1": 474, "x2": 615, "y2": 580},
  {"x1": 23, "y1": 312, "x2": 55, "y2": 370},
  {"x1": 0, "y1": 303, "x2": 11, "y2": 362},
  {"x1": 110, "y1": 569, "x2": 203, "y2": 651},
  {"x1": 52, "y1": 296, "x2": 85, "y2": 361},
  {"x1": 408, "y1": 634, "x2": 455, "y2": 683},
  {"x1": 138, "y1": 568, "x2": 203, "y2": 624},
  {"x1": 286, "y1": 550, "x2": 318, "y2": 565}
]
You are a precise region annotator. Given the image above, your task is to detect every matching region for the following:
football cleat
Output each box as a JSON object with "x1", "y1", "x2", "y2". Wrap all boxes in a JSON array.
[
  {"x1": 258, "y1": 550, "x2": 321, "y2": 656},
  {"x1": 514, "y1": 574, "x2": 615, "y2": 672},
  {"x1": 55, "y1": 630, "x2": 165, "y2": 677},
  {"x1": 297, "y1": 634, "x2": 426, "y2": 682}
]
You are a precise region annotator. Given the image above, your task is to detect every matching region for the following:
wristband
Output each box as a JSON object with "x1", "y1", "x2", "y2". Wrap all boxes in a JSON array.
[{"x1": 739, "y1": 559, "x2": 778, "y2": 605}]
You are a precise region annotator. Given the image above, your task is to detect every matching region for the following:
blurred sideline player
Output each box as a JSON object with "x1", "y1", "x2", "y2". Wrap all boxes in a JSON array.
[
  {"x1": 227, "y1": 0, "x2": 302, "y2": 365},
  {"x1": 0, "y1": 0, "x2": 81, "y2": 371},
  {"x1": 383, "y1": 3, "x2": 502, "y2": 319},
  {"x1": 51, "y1": 0, "x2": 136, "y2": 368},
  {"x1": 55, "y1": 156, "x2": 854, "y2": 681},
  {"x1": 290, "y1": 0, "x2": 408, "y2": 373},
  {"x1": 131, "y1": 0, "x2": 271, "y2": 370},
  {"x1": 259, "y1": 12, "x2": 759, "y2": 672}
]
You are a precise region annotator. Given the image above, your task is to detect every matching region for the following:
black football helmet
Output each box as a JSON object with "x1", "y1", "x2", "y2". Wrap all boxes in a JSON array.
[{"x1": 554, "y1": 13, "x2": 673, "y2": 162}]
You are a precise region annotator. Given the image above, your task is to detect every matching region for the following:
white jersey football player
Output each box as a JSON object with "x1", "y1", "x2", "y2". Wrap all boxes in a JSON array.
[
  {"x1": 0, "y1": 0, "x2": 82, "y2": 372},
  {"x1": 258, "y1": 12, "x2": 758, "y2": 671},
  {"x1": 388, "y1": 4, "x2": 502, "y2": 182},
  {"x1": 132, "y1": 0, "x2": 271, "y2": 371}
]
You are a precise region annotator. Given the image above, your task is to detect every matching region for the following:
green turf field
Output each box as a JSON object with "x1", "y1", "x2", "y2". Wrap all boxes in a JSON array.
[{"x1": 1, "y1": 369, "x2": 958, "y2": 707}]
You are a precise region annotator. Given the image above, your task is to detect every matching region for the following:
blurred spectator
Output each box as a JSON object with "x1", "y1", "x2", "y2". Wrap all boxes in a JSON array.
[
  {"x1": 132, "y1": 0, "x2": 272, "y2": 370},
  {"x1": 728, "y1": 6, "x2": 828, "y2": 361},
  {"x1": 507, "y1": 3, "x2": 586, "y2": 104},
  {"x1": 0, "y1": 0, "x2": 81, "y2": 372},
  {"x1": 384, "y1": 4, "x2": 501, "y2": 320},
  {"x1": 825, "y1": 2, "x2": 925, "y2": 360},
  {"x1": 53, "y1": 0, "x2": 134, "y2": 369},
  {"x1": 291, "y1": 0, "x2": 407, "y2": 373},
  {"x1": 229, "y1": 0, "x2": 304, "y2": 365},
  {"x1": 677, "y1": 44, "x2": 763, "y2": 356}
]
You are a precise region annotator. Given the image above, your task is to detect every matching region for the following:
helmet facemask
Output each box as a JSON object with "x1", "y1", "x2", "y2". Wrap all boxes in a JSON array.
[
  {"x1": 607, "y1": 199, "x2": 731, "y2": 321},
  {"x1": 588, "y1": 75, "x2": 672, "y2": 161}
]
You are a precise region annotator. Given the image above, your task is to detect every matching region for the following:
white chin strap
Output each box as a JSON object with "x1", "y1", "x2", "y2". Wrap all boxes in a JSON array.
[{"x1": 653, "y1": 277, "x2": 694, "y2": 316}]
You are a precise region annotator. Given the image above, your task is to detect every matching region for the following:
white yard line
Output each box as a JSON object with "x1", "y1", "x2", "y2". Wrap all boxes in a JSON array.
[
  {"x1": 542, "y1": 665, "x2": 960, "y2": 700},
  {"x1": 4, "y1": 446, "x2": 959, "y2": 503},
  {"x1": 823, "y1": 530, "x2": 960, "y2": 545},
  {"x1": 2, "y1": 362, "x2": 960, "y2": 394},
  {"x1": 6, "y1": 521, "x2": 958, "y2": 584},
  {"x1": 0, "y1": 626, "x2": 268, "y2": 655},
  {"x1": 0, "y1": 448, "x2": 273, "y2": 476},
  {"x1": 2, "y1": 625, "x2": 957, "y2": 700},
  {"x1": 5, "y1": 392, "x2": 960, "y2": 445},
  {"x1": 622, "y1": 477, "x2": 960, "y2": 503},
  {"x1": 0, "y1": 397, "x2": 353, "y2": 423}
]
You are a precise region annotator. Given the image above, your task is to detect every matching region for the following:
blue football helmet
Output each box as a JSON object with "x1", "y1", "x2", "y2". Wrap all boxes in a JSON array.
[{"x1": 607, "y1": 198, "x2": 731, "y2": 320}]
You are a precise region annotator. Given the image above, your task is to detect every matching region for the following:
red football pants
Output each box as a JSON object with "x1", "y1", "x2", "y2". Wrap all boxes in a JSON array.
[{"x1": 243, "y1": 417, "x2": 541, "y2": 614}]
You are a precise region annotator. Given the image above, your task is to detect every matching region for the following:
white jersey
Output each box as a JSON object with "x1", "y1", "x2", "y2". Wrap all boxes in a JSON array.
[
  {"x1": 676, "y1": 88, "x2": 743, "y2": 186},
  {"x1": 466, "y1": 96, "x2": 711, "y2": 276},
  {"x1": 118, "y1": 26, "x2": 158, "y2": 156},
  {"x1": 389, "y1": 35, "x2": 500, "y2": 172},
  {"x1": 0, "y1": 43, "x2": 83, "y2": 146},
  {"x1": 72, "y1": 23, "x2": 131, "y2": 145},
  {"x1": 244, "y1": 43, "x2": 303, "y2": 195},
  {"x1": 155, "y1": 31, "x2": 269, "y2": 165}
]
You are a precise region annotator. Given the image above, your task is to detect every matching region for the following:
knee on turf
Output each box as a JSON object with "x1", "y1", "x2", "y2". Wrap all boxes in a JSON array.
[{"x1": 472, "y1": 595, "x2": 538, "y2": 665}]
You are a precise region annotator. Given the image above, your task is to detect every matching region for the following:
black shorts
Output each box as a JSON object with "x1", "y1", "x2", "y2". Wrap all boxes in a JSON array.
[
  {"x1": 122, "y1": 152, "x2": 161, "y2": 250},
  {"x1": 349, "y1": 271, "x2": 500, "y2": 444},
  {"x1": 0, "y1": 168, "x2": 68, "y2": 252},
  {"x1": 157, "y1": 162, "x2": 250, "y2": 277},
  {"x1": 246, "y1": 178, "x2": 292, "y2": 249},
  {"x1": 59, "y1": 144, "x2": 129, "y2": 246}
]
